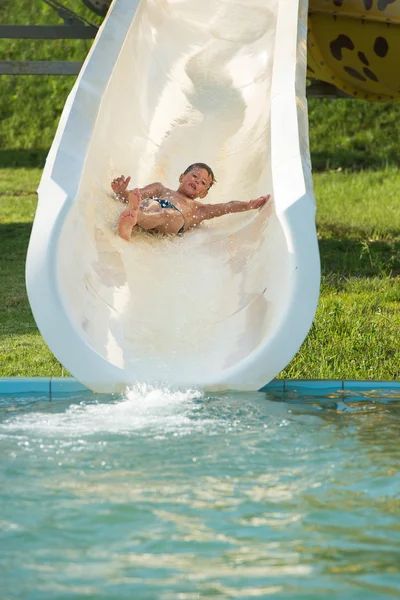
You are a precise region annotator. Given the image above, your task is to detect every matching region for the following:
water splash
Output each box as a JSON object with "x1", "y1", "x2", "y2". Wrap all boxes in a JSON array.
[{"x1": 0, "y1": 384, "x2": 206, "y2": 438}]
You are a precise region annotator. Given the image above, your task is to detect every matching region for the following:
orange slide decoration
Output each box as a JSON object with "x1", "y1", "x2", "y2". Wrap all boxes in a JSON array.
[{"x1": 307, "y1": 0, "x2": 400, "y2": 101}]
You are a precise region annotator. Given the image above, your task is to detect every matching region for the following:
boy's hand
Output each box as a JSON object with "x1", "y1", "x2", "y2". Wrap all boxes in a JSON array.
[
  {"x1": 111, "y1": 175, "x2": 131, "y2": 194},
  {"x1": 248, "y1": 194, "x2": 270, "y2": 210}
]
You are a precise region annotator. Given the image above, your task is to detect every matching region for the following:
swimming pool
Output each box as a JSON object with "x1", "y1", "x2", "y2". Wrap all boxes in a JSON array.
[{"x1": 1, "y1": 380, "x2": 399, "y2": 599}]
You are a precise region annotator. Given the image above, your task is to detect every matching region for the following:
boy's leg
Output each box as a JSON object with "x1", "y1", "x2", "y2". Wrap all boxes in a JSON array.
[
  {"x1": 136, "y1": 210, "x2": 184, "y2": 234},
  {"x1": 118, "y1": 193, "x2": 185, "y2": 238},
  {"x1": 118, "y1": 189, "x2": 141, "y2": 240}
]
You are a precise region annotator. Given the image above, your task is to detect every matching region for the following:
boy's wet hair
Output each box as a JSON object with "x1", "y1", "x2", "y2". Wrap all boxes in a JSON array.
[{"x1": 184, "y1": 163, "x2": 216, "y2": 188}]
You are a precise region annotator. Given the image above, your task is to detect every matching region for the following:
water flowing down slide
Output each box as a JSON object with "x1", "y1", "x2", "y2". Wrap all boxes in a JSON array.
[{"x1": 26, "y1": 0, "x2": 320, "y2": 392}]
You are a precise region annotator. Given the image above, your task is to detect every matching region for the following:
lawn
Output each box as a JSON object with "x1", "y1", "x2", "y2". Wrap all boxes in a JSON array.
[
  {"x1": 0, "y1": 0, "x2": 399, "y2": 381},
  {"x1": 0, "y1": 167, "x2": 399, "y2": 380}
]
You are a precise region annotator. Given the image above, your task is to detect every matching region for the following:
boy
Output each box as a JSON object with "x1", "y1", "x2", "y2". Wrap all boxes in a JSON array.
[{"x1": 111, "y1": 162, "x2": 270, "y2": 240}]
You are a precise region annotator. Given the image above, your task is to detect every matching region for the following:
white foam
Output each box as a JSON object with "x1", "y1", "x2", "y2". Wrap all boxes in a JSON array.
[{"x1": 0, "y1": 385, "x2": 209, "y2": 438}]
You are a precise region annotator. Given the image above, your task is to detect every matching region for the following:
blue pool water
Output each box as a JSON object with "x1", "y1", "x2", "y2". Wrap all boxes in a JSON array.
[{"x1": 1, "y1": 385, "x2": 400, "y2": 599}]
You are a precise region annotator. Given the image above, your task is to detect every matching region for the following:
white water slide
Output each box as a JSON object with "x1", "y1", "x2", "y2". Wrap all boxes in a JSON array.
[{"x1": 26, "y1": 0, "x2": 320, "y2": 393}]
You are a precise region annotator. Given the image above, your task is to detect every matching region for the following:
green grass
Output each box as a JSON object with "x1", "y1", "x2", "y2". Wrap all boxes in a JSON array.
[
  {"x1": 308, "y1": 99, "x2": 400, "y2": 171},
  {"x1": 0, "y1": 169, "x2": 66, "y2": 376},
  {"x1": 280, "y1": 168, "x2": 400, "y2": 380},
  {"x1": 0, "y1": 167, "x2": 399, "y2": 380},
  {"x1": 0, "y1": 0, "x2": 399, "y2": 381}
]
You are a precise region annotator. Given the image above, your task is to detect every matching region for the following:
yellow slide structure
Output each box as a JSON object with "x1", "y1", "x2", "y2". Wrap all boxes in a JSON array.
[{"x1": 308, "y1": 0, "x2": 400, "y2": 101}]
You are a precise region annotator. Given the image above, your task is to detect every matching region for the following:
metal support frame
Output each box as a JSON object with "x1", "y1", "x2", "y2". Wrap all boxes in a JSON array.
[
  {"x1": 81, "y1": 0, "x2": 111, "y2": 18},
  {"x1": 0, "y1": 60, "x2": 83, "y2": 75},
  {"x1": 0, "y1": 25, "x2": 97, "y2": 39},
  {"x1": 0, "y1": 2, "x2": 348, "y2": 97},
  {"x1": 0, "y1": 0, "x2": 97, "y2": 75},
  {"x1": 41, "y1": 0, "x2": 98, "y2": 28},
  {"x1": 306, "y1": 80, "x2": 351, "y2": 99}
]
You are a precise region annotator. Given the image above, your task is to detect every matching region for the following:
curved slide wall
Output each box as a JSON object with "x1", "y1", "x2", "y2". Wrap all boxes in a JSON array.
[{"x1": 26, "y1": 0, "x2": 320, "y2": 392}]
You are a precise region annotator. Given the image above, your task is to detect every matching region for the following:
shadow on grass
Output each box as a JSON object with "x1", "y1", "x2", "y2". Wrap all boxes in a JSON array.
[
  {"x1": 317, "y1": 222, "x2": 400, "y2": 242},
  {"x1": 0, "y1": 222, "x2": 33, "y2": 261},
  {"x1": 1, "y1": 222, "x2": 399, "y2": 295},
  {"x1": 0, "y1": 223, "x2": 32, "y2": 317},
  {"x1": 0, "y1": 149, "x2": 48, "y2": 169},
  {"x1": 319, "y1": 237, "x2": 400, "y2": 282},
  {"x1": 1, "y1": 148, "x2": 398, "y2": 172},
  {"x1": 311, "y1": 150, "x2": 399, "y2": 172}
]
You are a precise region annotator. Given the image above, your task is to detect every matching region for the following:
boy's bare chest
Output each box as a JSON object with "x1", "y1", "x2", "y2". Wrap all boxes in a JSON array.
[{"x1": 161, "y1": 192, "x2": 195, "y2": 216}]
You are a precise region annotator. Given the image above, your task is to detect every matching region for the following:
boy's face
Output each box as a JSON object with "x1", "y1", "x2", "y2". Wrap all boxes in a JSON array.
[{"x1": 179, "y1": 168, "x2": 213, "y2": 199}]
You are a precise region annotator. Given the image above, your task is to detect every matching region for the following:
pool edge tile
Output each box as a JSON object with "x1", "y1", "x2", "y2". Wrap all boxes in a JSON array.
[
  {"x1": 261, "y1": 379, "x2": 285, "y2": 392},
  {"x1": 283, "y1": 380, "x2": 342, "y2": 392},
  {"x1": 1, "y1": 378, "x2": 399, "y2": 397},
  {"x1": 50, "y1": 378, "x2": 89, "y2": 394},
  {"x1": 342, "y1": 380, "x2": 400, "y2": 391},
  {"x1": 0, "y1": 377, "x2": 51, "y2": 395}
]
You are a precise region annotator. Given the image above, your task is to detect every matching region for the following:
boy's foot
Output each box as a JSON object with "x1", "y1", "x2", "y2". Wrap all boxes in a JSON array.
[
  {"x1": 117, "y1": 188, "x2": 142, "y2": 240},
  {"x1": 118, "y1": 210, "x2": 138, "y2": 240},
  {"x1": 127, "y1": 187, "x2": 142, "y2": 211}
]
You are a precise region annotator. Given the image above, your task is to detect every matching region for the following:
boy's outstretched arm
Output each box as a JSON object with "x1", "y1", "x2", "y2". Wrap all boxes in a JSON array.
[{"x1": 193, "y1": 195, "x2": 270, "y2": 225}]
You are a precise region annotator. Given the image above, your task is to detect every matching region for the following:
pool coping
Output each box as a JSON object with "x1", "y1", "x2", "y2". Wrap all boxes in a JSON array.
[{"x1": 0, "y1": 377, "x2": 399, "y2": 397}]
